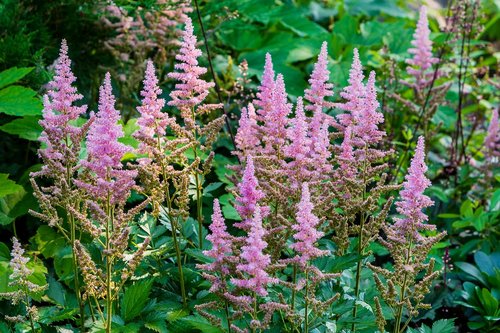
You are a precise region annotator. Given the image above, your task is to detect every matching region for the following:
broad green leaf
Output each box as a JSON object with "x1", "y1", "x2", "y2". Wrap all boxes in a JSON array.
[
  {"x1": 35, "y1": 226, "x2": 67, "y2": 259},
  {"x1": 0, "y1": 85, "x2": 42, "y2": 116},
  {"x1": 456, "y1": 262, "x2": 488, "y2": 286},
  {"x1": 431, "y1": 319, "x2": 456, "y2": 333},
  {"x1": 0, "y1": 174, "x2": 23, "y2": 198},
  {"x1": 120, "y1": 278, "x2": 154, "y2": 322},
  {"x1": 178, "y1": 315, "x2": 223, "y2": 333},
  {"x1": 0, "y1": 67, "x2": 33, "y2": 89}
]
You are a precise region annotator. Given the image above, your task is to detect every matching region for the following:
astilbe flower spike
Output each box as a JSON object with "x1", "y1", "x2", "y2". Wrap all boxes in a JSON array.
[
  {"x1": 335, "y1": 48, "x2": 365, "y2": 131},
  {"x1": 406, "y1": 6, "x2": 439, "y2": 88},
  {"x1": 254, "y1": 53, "x2": 276, "y2": 120},
  {"x1": 304, "y1": 41, "x2": 335, "y2": 113},
  {"x1": 198, "y1": 199, "x2": 233, "y2": 292},
  {"x1": 485, "y1": 108, "x2": 500, "y2": 158},
  {"x1": 262, "y1": 74, "x2": 292, "y2": 155},
  {"x1": 76, "y1": 73, "x2": 136, "y2": 204},
  {"x1": 0, "y1": 238, "x2": 47, "y2": 326},
  {"x1": 136, "y1": 60, "x2": 170, "y2": 147},
  {"x1": 291, "y1": 183, "x2": 328, "y2": 265},
  {"x1": 389, "y1": 136, "x2": 434, "y2": 243},
  {"x1": 234, "y1": 103, "x2": 260, "y2": 160},
  {"x1": 231, "y1": 205, "x2": 275, "y2": 296},
  {"x1": 234, "y1": 155, "x2": 267, "y2": 229},
  {"x1": 353, "y1": 71, "x2": 385, "y2": 147},
  {"x1": 37, "y1": 39, "x2": 89, "y2": 176}
]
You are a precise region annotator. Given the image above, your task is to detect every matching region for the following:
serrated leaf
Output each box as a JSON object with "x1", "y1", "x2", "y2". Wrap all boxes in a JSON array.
[
  {"x1": 0, "y1": 85, "x2": 42, "y2": 116},
  {"x1": 0, "y1": 67, "x2": 33, "y2": 89},
  {"x1": 120, "y1": 278, "x2": 154, "y2": 322},
  {"x1": 145, "y1": 320, "x2": 169, "y2": 333},
  {"x1": 431, "y1": 318, "x2": 456, "y2": 333},
  {"x1": 0, "y1": 174, "x2": 23, "y2": 198}
]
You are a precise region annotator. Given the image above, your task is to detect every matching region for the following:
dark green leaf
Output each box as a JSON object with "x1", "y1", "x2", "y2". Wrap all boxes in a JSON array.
[
  {"x1": 0, "y1": 67, "x2": 33, "y2": 89},
  {"x1": 0, "y1": 85, "x2": 42, "y2": 116},
  {"x1": 120, "y1": 278, "x2": 154, "y2": 322}
]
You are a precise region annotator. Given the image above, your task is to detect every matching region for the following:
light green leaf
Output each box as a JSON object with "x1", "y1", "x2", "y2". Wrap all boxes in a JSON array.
[
  {"x1": 0, "y1": 67, "x2": 33, "y2": 89},
  {"x1": 0, "y1": 174, "x2": 23, "y2": 198},
  {"x1": 0, "y1": 85, "x2": 42, "y2": 116},
  {"x1": 0, "y1": 116, "x2": 42, "y2": 141}
]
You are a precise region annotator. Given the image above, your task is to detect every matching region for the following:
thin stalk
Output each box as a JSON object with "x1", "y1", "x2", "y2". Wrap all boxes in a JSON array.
[
  {"x1": 225, "y1": 299, "x2": 232, "y2": 333},
  {"x1": 252, "y1": 292, "x2": 258, "y2": 333},
  {"x1": 105, "y1": 192, "x2": 113, "y2": 333},
  {"x1": 69, "y1": 211, "x2": 85, "y2": 330},
  {"x1": 155, "y1": 124, "x2": 187, "y2": 307},
  {"x1": 304, "y1": 268, "x2": 309, "y2": 333},
  {"x1": 351, "y1": 145, "x2": 368, "y2": 333},
  {"x1": 393, "y1": 240, "x2": 413, "y2": 333},
  {"x1": 189, "y1": 106, "x2": 204, "y2": 250},
  {"x1": 193, "y1": 0, "x2": 237, "y2": 152},
  {"x1": 24, "y1": 290, "x2": 35, "y2": 332},
  {"x1": 291, "y1": 264, "x2": 297, "y2": 311}
]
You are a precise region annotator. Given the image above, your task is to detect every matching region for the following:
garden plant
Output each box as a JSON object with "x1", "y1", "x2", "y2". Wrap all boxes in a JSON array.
[{"x1": 0, "y1": 0, "x2": 498, "y2": 332}]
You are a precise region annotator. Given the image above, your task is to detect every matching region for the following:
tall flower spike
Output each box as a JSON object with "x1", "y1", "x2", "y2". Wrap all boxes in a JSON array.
[
  {"x1": 201, "y1": 200, "x2": 233, "y2": 277},
  {"x1": 406, "y1": 6, "x2": 439, "y2": 88},
  {"x1": 168, "y1": 17, "x2": 221, "y2": 125},
  {"x1": 77, "y1": 73, "x2": 136, "y2": 204},
  {"x1": 136, "y1": 60, "x2": 169, "y2": 142},
  {"x1": 338, "y1": 126, "x2": 355, "y2": 178},
  {"x1": 234, "y1": 155, "x2": 267, "y2": 230},
  {"x1": 304, "y1": 41, "x2": 334, "y2": 112},
  {"x1": 391, "y1": 136, "x2": 434, "y2": 243},
  {"x1": 262, "y1": 74, "x2": 292, "y2": 154},
  {"x1": 485, "y1": 108, "x2": 500, "y2": 158},
  {"x1": 231, "y1": 205, "x2": 274, "y2": 296},
  {"x1": 291, "y1": 183, "x2": 328, "y2": 265},
  {"x1": 235, "y1": 103, "x2": 260, "y2": 159},
  {"x1": 37, "y1": 39, "x2": 88, "y2": 175},
  {"x1": 336, "y1": 48, "x2": 365, "y2": 130},
  {"x1": 285, "y1": 97, "x2": 312, "y2": 184},
  {"x1": 254, "y1": 53, "x2": 275, "y2": 120},
  {"x1": 353, "y1": 71, "x2": 385, "y2": 146}
]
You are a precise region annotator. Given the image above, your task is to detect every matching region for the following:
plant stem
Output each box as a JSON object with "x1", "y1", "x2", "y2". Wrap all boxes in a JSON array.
[
  {"x1": 225, "y1": 299, "x2": 232, "y2": 333},
  {"x1": 105, "y1": 193, "x2": 113, "y2": 333},
  {"x1": 393, "y1": 240, "x2": 413, "y2": 333},
  {"x1": 24, "y1": 291, "x2": 35, "y2": 332},
  {"x1": 69, "y1": 211, "x2": 85, "y2": 331},
  {"x1": 304, "y1": 268, "x2": 309, "y2": 333},
  {"x1": 291, "y1": 264, "x2": 297, "y2": 311}
]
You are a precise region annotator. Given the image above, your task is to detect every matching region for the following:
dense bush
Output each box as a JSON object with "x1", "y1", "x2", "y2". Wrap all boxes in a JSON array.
[{"x1": 0, "y1": 1, "x2": 498, "y2": 332}]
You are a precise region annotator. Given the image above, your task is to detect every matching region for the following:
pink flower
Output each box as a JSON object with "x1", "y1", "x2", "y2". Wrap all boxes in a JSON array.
[
  {"x1": 167, "y1": 17, "x2": 221, "y2": 124},
  {"x1": 234, "y1": 155, "x2": 267, "y2": 230},
  {"x1": 353, "y1": 71, "x2": 385, "y2": 146},
  {"x1": 335, "y1": 48, "x2": 365, "y2": 131},
  {"x1": 38, "y1": 40, "x2": 88, "y2": 175},
  {"x1": 285, "y1": 97, "x2": 312, "y2": 185},
  {"x1": 231, "y1": 205, "x2": 275, "y2": 296},
  {"x1": 235, "y1": 103, "x2": 260, "y2": 159},
  {"x1": 338, "y1": 126, "x2": 355, "y2": 178},
  {"x1": 262, "y1": 74, "x2": 292, "y2": 154},
  {"x1": 406, "y1": 6, "x2": 439, "y2": 88},
  {"x1": 200, "y1": 199, "x2": 233, "y2": 283},
  {"x1": 291, "y1": 183, "x2": 328, "y2": 265},
  {"x1": 254, "y1": 53, "x2": 275, "y2": 121},
  {"x1": 485, "y1": 108, "x2": 500, "y2": 158},
  {"x1": 304, "y1": 41, "x2": 334, "y2": 113},
  {"x1": 77, "y1": 73, "x2": 136, "y2": 204},
  {"x1": 391, "y1": 136, "x2": 434, "y2": 243},
  {"x1": 136, "y1": 60, "x2": 170, "y2": 142}
]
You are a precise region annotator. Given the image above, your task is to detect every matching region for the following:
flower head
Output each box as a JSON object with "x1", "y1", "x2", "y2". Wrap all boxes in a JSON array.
[
  {"x1": 234, "y1": 155, "x2": 267, "y2": 229},
  {"x1": 235, "y1": 103, "x2": 260, "y2": 159},
  {"x1": 77, "y1": 73, "x2": 136, "y2": 204},
  {"x1": 290, "y1": 183, "x2": 328, "y2": 265},
  {"x1": 231, "y1": 205, "x2": 274, "y2": 296},
  {"x1": 201, "y1": 199, "x2": 233, "y2": 281},
  {"x1": 391, "y1": 136, "x2": 434, "y2": 243},
  {"x1": 136, "y1": 60, "x2": 170, "y2": 142},
  {"x1": 304, "y1": 41, "x2": 334, "y2": 112},
  {"x1": 254, "y1": 53, "x2": 275, "y2": 120},
  {"x1": 406, "y1": 6, "x2": 439, "y2": 88},
  {"x1": 38, "y1": 40, "x2": 88, "y2": 175},
  {"x1": 485, "y1": 108, "x2": 500, "y2": 158}
]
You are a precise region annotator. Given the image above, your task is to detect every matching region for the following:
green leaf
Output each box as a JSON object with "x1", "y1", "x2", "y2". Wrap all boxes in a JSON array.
[
  {"x1": 120, "y1": 278, "x2": 154, "y2": 322},
  {"x1": 178, "y1": 315, "x2": 223, "y2": 333},
  {"x1": 431, "y1": 319, "x2": 456, "y2": 333},
  {"x1": 0, "y1": 174, "x2": 23, "y2": 198},
  {"x1": 0, "y1": 85, "x2": 42, "y2": 116},
  {"x1": 456, "y1": 262, "x2": 488, "y2": 286},
  {"x1": 0, "y1": 116, "x2": 42, "y2": 140},
  {"x1": 203, "y1": 182, "x2": 223, "y2": 198},
  {"x1": 219, "y1": 194, "x2": 240, "y2": 221},
  {"x1": 0, "y1": 67, "x2": 33, "y2": 89},
  {"x1": 480, "y1": 288, "x2": 499, "y2": 315},
  {"x1": 35, "y1": 226, "x2": 67, "y2": 259}
]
